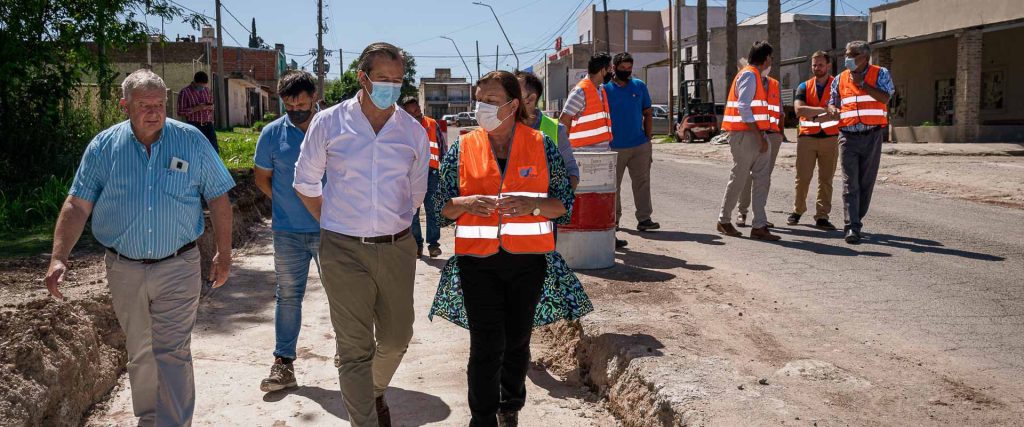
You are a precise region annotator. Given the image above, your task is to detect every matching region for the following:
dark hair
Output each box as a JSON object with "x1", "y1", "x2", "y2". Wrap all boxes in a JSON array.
[
  {"x1": 400, "y1": 95, "x2": 419, "y2": 107},
  {"x1": 587, "y1": 52, "x2": 612, "y2": 74},
  {"x1": 515, "y1": 71, "x2": 544, "y2": 100},
  {"x1": 613, "y1": 52, "x2": 634, "y2": 67},
  {"x1": 811, "y1": 50, "x2": 831, "y2": 63},
  {"x1": 193, "y1": 71, "x2": 209, "y2": 84},
  {"x1": 357, "y1": 42, "x2": 404, "y2": 75},
  {"x1": 477, "y1": 70, "x2": 530, "y2": 124},
  {"x1": 747, "y1": 40, "x2": 774, "y2": 66},
  {"x1": 278, "y1": 70, "x2": 317, "y2": 98}
]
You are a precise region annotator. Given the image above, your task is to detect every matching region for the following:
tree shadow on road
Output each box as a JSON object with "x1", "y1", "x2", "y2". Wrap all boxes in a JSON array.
[
  {"x1": 262, "y1": 386, "x2": 451, "y2": 426},
  {"x1": 575, "y1": 248, "x2": 713, "y2": 283},
  {"x1": 865, "y1": 233, "x2": 1005, "y2": 261},
  {"x1": 622, "y1": 229, "x2": 725, "y2": 245},
  {"x1": 195, "y1": 262, "x2": 279, "y2": 334}
]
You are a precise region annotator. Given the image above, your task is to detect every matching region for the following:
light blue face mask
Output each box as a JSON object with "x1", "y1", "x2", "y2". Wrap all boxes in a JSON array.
[
  {"x1": 845, "y1": 57, "x2": 858, "y2": 72},
  {"x1": 364, "y1": 74, "x2": 402, "y2": 110}
]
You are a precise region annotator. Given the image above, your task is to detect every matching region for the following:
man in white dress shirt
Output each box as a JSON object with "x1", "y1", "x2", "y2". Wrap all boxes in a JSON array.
[{"x1": 293, "y1": 42, "x2": 429, "y2": 427}]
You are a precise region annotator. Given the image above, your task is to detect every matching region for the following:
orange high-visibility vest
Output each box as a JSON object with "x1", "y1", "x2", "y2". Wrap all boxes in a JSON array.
[
  {"x1": 798, "y1": 76, "x2": 840, "y2": 136},
  {"x1": 454, "y1": 124, "x2": 555, "y2": 257},
  {"x1": 838, "y1": 65, "x2": 889, "y2": 128},
  {"x1": 568, "y1": 78, "x2": 613, "y2": 148},
  {"x1": 722, "y1": 66, "x2": 771, "y2": 131},
  {"x1": 420, "y1": 116, "x2": 441, "y2": 169},
  {"x1": 767, "y1": 77, "x2": 783, "y2": 132}
]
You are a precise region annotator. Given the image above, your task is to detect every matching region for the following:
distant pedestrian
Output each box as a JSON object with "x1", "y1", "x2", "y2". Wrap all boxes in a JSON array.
[
  {"x1": 560, "y1": 53, "x2": 614, "y2": 152},
  {"x1": 827, "y1": 40, "x2": 894, "y2": 244},
  {"x1": 605, "y1": 52, "x2": 660, "y2": 233},
  {"x1": 292, "y1": 42, "x2": 428, "y2": 427},
  {"x1": 45, "y1": 69, "x2": 236, "y2": 426},
  {"x1": 736, "y1": 73, "x2": 783, "y2": 231},
  {"x1": 400, "y1": 96, "x2": 446, "y2": 258},
  {"x1": 253, "y1": 70, "x2": 325, "y2": 393},
  {"x1": 716, "y1": 40, "x2": 781, "y2": 241},
  {"x1": 788, "y1": 51, "x2": 841, "y2": 231},
  {"x1": 177, "y1": 71, "x2": 218, "y2": 152}
]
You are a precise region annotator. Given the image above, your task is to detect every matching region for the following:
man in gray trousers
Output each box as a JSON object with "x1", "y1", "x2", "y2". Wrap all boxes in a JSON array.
[{"x1": 827, "y1": 40, "x2": 894, "y2": 244}]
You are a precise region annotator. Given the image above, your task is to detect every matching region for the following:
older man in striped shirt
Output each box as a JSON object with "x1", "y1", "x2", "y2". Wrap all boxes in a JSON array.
[{"x1": 45, "y1": 69, "x2": 236, "y2": 426}]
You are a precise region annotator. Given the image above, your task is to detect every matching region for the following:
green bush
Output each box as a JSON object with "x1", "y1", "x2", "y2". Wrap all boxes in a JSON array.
[
  {"x1": 0, "y1": 175, "x2": 73, "y2": 232},
  {"x1": 262, "y1": 112, "x2": 278, "y2": 121},
  {"x1": 251, "y1": 121, "x2": 267, "y2": 132}
]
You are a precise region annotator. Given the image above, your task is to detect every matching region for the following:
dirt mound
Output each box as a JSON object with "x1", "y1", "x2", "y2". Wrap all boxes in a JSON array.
[{"x1": 0, "y1": 293, "x2": 126, "y2": 427}]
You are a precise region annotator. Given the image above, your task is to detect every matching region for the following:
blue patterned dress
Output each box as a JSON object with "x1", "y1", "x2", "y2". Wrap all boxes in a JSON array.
[{"x1": 428, "y1": 134, "x2": 594, "y2": 329}]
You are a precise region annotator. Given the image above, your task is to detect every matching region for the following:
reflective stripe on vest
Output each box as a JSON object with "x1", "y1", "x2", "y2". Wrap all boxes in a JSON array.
[
  {"x1": 838, "y1": 65, "x2": 889, "y2": 128},
  {"x1": 766, "y1": 77, "x2": 783, "y2": 132},
  {"x1": 568, "y1": 79, "x2": 613, "y2": 148},
  {"x1": 421, "y1": 116, "x2": 441, "y2": 169},
  {"x1": 455, "y1": 124, "x2": 555, "y2": 257},
  {"x1": 722, "y1": 66, "x2": 771, "y2": 131},
  {"x1": 798, "y1": 76, "x2": 840, "y2": 136}
]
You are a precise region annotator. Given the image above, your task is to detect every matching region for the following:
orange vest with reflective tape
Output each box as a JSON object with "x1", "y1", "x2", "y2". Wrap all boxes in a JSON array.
[
  {"x1": 722, "y1": 66, "x2": 771, "y2": 131},
  {"x1": 455, "y1": 124, "x2": 554, "y2": 257},
  {"x1": 420, "y1": 116, "x2": 441, "y2": 169},
  {"x1": 767, "y1": 77, "x2": 783, "y2": 132},
  {"x1": 798, "y1": 76, "x2": 840, "y2": 136},
  {"x1": 838, "y1": 65, "x2": 889, "y2": 128},
  {"x1": 568, "y1": 78, "x2": 613, "y2": 148}
]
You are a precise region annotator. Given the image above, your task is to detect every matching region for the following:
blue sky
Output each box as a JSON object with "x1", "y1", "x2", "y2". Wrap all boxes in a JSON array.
[{"x1": 157, "y1": 0, "x2": 890, "y2": 81}]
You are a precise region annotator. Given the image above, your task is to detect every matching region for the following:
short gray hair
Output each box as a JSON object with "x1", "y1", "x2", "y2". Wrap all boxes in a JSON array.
[
  {"x1": 121, "y1": 69, "x2": 167, "y2": 100},
  {"x1": 846, "y1": 40, "x2": 871, "y2": 56}
]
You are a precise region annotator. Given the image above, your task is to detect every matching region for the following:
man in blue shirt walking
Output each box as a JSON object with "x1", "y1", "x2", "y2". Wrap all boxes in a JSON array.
[
  {"x1": 45, "y1": 69, "x2": 236, "y2": 426},
  {"x1": 605, "y1": 52, "x2": 660, "y2": 234},
  {"x1": 253, "y1": 71, "x2": 325, "y2": 392}
]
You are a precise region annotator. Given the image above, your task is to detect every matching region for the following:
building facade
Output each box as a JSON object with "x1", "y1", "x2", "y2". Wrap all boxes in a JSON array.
[{"x1": 417, "y1": 68, "x2": 472, "y2": 118}]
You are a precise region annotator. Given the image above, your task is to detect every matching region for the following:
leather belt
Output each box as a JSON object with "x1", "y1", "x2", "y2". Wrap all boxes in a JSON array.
[
  {"x1": 339, "y1": 228, "x2": 411, "y2": 244},
  {"x1": 106, "y1": 241, "x2": 197, "y2": 264}
]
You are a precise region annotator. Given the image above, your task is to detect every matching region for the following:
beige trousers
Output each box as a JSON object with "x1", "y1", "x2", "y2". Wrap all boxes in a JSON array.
[
  {"x1": 793, "y1": 135, "x2": 839, "y2": 219},
  {"x1": 613, "y1": 142, "x2": 654, "y2": 224},
  {"x1": 319, "y1": 229, "x2": 417, "y2": 427},
  {"x1": 738, "y1": 132, "x2": 783, "y2": 219},
  {"x1": 718, "y1": 131, "x2": 775, "y2": 229},
  {"x1": 105, "y1": 247, "x2": 202, "y2": 427}
]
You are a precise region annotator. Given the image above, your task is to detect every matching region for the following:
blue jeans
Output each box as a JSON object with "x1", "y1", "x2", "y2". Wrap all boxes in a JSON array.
[
  {"x1": 412, "y1": 168, "x2": 441, "y2": 247},
  {"x1": 272, "y1": 230, "x2": 321, "y2": 360}
]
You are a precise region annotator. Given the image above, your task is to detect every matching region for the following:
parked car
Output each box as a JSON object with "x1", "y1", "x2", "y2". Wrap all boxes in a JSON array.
[
  {"x1": 442, "y1": 114, "x2": 457, "y2": 126},
  {"x1": 456, "y1": 111, "x2": 477, "y2": 127}
]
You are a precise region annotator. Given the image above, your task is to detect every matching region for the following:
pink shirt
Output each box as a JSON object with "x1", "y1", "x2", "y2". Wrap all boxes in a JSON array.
[{"x1": 177, "y1": 84, "x2": 213, "y2": 123}]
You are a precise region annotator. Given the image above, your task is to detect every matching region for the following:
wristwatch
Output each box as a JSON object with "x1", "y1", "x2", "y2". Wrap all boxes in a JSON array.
[{"x1": 531, "y1": 200, "x2": 541, "y2": 216}]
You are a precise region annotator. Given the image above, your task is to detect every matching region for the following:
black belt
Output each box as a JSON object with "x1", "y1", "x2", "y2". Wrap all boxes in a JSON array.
[
  {"x1": 338, "y1": 228, "x2": 410, "y2": 244},
  {"x1": 842, "y1": 127, "x2": 880, "y2": 136},
  {"x1": 106, "y1": 241, "x2": 197, "y2": 264},
  {"x1": 189, "y1": 121, "x2": 213, "y2": 127}
]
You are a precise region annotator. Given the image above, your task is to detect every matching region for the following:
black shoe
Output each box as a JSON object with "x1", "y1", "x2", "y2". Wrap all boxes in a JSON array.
[
  {"x1": 615, "y1": 239, "x2": 628, "y2": 248},
  {"x1": 498, "y1": 410, "x2": 519, "y2": 427},
  {"x1": 376, "y1": 396, "x2": 392, "y2": 427},
  {"x1": 815, "y1": 218, "x2": 837, "y2": 231},
  {"x1": 787, "y1": 213, "x2": 801, "y2": 225},
  {"x1": 636, "y1": 219, "x2": 661, "y2": 231},
  {"x1": 845, "y1": 229, "x2": 861, "y2": 244},
  {"x1": 416, "y1": 245, "x2": 423, "y2": 259},
  {"x1": 428, "y1": 245, "x2": 442, "y2": 258}
]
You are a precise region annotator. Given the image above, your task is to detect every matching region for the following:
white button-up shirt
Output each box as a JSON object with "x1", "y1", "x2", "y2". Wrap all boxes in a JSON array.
[{"x1": 293, "y1": 95, "x2": 430, "y2": 237}]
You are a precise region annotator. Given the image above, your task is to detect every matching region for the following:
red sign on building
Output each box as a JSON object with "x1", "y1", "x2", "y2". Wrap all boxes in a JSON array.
[{"x1": 555, "y1": 36, "x2": 562, "y2": 51}]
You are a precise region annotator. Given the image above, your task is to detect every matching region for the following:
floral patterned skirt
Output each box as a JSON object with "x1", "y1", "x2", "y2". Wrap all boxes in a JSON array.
[{"x1": 428, "y1": 251, "x2": 594, "y2": 329}]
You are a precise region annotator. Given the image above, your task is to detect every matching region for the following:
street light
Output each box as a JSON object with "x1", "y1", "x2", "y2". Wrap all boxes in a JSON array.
[
  {"x1": 472, "y1": 1, "x2": 519, "y2": 71},
  {"x1": 440, "y1": 36, "x2": 475, "y2": 82}
]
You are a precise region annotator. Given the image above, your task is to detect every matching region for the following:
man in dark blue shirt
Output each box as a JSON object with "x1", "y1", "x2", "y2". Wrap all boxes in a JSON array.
[{"x1": 605, "y1": 52, "x2": 660, "y2": 234}]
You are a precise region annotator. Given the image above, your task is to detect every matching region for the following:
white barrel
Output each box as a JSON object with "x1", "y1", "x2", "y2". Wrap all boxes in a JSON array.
[
  {"x1": 556, "y1": 228, "x2": 616, "y2": 270},
  {"x1": 574, "y1": 151, "x2": 618, "y2": 193}
]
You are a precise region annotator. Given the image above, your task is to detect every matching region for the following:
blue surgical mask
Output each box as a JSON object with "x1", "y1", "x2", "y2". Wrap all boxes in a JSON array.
[
  {"x1": 845, "y1": 57, "x2": 858, "y2": 72},
  {"x1": 364, "y1": 74, "x2": 402, "y2": 110}
]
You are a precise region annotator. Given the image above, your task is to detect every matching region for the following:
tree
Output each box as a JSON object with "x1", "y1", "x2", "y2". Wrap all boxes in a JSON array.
[
  {"x1": 323, "y1": 51, "x2": 418, "y2": 106},
  {"x1": 402, "y1": 50, "x2": 418, "y2": 99},
  {"x1": 248, "y1": 18, "x2": 268, "y2": 49}
]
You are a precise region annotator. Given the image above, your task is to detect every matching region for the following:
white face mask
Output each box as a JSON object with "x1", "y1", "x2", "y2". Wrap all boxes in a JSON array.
[{"x1": 475, "y1": 99, "x2": 514, "y2": 132}]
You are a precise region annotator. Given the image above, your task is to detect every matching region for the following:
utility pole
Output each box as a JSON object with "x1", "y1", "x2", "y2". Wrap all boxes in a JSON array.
[
  {"x1": 476, "y1": 41, "x2": 481, "y2": 86},
  {"x1": 495, "y1": 45, "x2": 499, "y2": 71},
  {"x1": 667, "y1": 0, "x2": 674, "y2": 133},
  {"x1": 316, "y1": 0, "x2": 325, "y2": 98},
  {"x1": 725, "y1": 0, "x2": 737, "y2": 92},
  {"x1": 697, "y1": 0, "x2": 708, "y2": 97},
  {"x1": 603, "y1": 0, "x2": 611, "y2": 54},
  {"x1": 830, "y1": 0, "x2": 838, "y2": 75},
  {"x1": 339, "y1": 49, "x2": 344, "y2": 78},
  {"x1": 473, "y1": 2, "x2": 519, "y2": 71},
  {"x1": 676, "y1": 0, "x2": 683, "y2": 89},
  {"x1": 441, "y1": 36, "x2": 474, "y2": 83},
  {"x1": 768, "y1": 0, "x2": 781, "y2": 81},
  {"x1": 215, "y1": 0, "x2": 225, "y2": 128}
]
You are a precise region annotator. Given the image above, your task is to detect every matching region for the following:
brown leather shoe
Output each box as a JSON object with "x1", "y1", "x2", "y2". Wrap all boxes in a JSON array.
[
  {"x1": 376, "y1": 395, "x2": 392, "y2": 427},
  {"x1": 750, "y1": 226, "x2": 781, "y2": 241},
  {"x1": 717, "y1": 222, "x2": 743, "y2": 237}
]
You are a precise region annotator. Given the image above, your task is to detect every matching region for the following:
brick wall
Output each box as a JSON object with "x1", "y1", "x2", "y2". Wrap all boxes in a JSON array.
[{"x1": 955, "y1": 29, "x2": 982, "y2": 142}]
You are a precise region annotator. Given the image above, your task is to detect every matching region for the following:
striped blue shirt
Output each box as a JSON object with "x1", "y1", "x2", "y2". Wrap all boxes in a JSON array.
[
  {"x1": 829, "y1": 66, "x2": 894, "y2": 132},
  {"x1": 69, "y1": 119, "x2": 235, "y2": 259}
]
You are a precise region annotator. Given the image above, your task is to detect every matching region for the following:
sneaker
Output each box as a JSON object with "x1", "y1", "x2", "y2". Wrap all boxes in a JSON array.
[
  {"x1": 815, "y1": 218, "x2": 838, "y2": 231},
  {"x1": 428, "y1": 245, "x2": 442, "y2": 258},
  {"x1": 498, "y1": 410, "x2": 519, "y2": 427},
  {"x1": 845, "y1": 229, "x2": 861, "y2": 244},
  {"x1": 736, "y1": 213, "x2": 748, "y2": 227},
  {"x1": 615, "y1": 239, "x2": 628, "y2": 248},
  {"x1": 787, "y1": 213, "x2": 801, "y2": 225},
  {"x1": 376, "y1": 395, "x2": 392, "y2": 427},
  {"x1": 260, "y1": 358, "x2": 297, "y2": 392},
  {"x1": 750, "y1": 226, "x2": 781, "y2": 241},
  {"x1": 636, "y1": 219, "x2": 661, "y2": 231}
]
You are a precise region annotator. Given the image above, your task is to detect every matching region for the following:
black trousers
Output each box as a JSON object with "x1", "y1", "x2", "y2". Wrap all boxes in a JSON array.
[
  {"x1": 839, "y1": 126, "x2": 883, "y2": 232},
  {"x1": 188, "y1": 121, "x2": 220, "y2": 153},
  {"x1": 459, "y1": 253, "x2": 546, "y2": 427}
]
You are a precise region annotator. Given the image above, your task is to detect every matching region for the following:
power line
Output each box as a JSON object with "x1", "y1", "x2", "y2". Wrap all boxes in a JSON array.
[
  {"x1": 220, "y1": 3, "x2": 254, "y2": 37},
  {"x1": 399, "y1": 0, "x2": 548, "y2": 49}
]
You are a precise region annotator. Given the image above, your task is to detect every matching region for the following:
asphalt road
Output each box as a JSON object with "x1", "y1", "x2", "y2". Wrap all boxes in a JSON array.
[{"x1": 615, "y1": 144, "x2": 1024, "y2": 405}]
